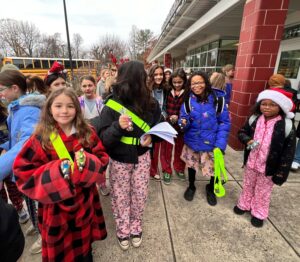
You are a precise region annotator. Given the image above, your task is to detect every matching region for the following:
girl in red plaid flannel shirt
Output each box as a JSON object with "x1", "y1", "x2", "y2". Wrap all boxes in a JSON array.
[
  {"x1": 160, "y1": 68, "x2": 189, "y2": 184},
  {"x1": 13, "y1": 88, "x2": 109, "y2": 262}
]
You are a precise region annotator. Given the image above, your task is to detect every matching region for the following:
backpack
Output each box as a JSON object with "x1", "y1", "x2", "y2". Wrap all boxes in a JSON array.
[
  {"x1": 248, "y1": 114, "x2": 293, "y2": 138},
  {"x1": 183, "y1": 92, "x2": 225, "y2": 115}
]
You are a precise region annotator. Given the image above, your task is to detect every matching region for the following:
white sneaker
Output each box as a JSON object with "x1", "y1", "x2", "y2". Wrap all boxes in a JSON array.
[
  {"x1": 291, "y1": 161, "x2": 300, "y2": 170},
  {"x1": 131, "y1": 234, "x2": 142, "y2": 248},
  {"x1": 117, "y1": 237, "x2": 130, "y2": 251},
  {"x1": 26, "y1": 224, "x2": 38, "y2": 236},
  {"x1": 30, "y1": 235, "x2": 42, "y2": 254},
  {"x1": 18, "y1": 208, "x2": 29, "y2": 224},
  {"x1": 153, "y1": 174, "x2": 161, "y2": 181}
]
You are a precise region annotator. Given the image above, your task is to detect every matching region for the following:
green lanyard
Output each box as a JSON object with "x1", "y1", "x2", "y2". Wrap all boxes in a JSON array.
[
  {"x1": 50, "y1": 132, "x2": 74, "y2": 172},
  {"x1": 213, "y1": 148, "x2": 228, "y2": 198},
  {"x1": 106, "y1": 99, "x2": 150, "y2": 132}
]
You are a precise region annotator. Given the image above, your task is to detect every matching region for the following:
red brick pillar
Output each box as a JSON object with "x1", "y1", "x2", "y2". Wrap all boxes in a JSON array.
[{"x1": 229, "y1": 0, "x2": 289, "y2": 150}]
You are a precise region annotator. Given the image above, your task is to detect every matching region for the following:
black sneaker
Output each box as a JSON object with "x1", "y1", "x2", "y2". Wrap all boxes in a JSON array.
[
  {"x1": 184, "y1": 187, "x2": 196, "y2": 201},
  {"x1": 233, "y1": 205, "x2": 246, "y2": 215},
  {"x1": 206, "y1": 184, "x2": 217, "y2": 206},
  {"x1": 251, "y1": 216, "x2": 264, "y2": 228}
]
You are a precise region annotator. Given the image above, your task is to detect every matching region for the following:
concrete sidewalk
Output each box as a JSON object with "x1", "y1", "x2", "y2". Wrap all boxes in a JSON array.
[{"x1": 22, "y1": 147, "x2": 300, "y2": 261}]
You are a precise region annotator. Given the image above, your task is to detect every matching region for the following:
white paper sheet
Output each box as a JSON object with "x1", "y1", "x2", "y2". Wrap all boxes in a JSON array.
[{"x1": 140, "y1": 122, "x2": 178, "y2": 145}]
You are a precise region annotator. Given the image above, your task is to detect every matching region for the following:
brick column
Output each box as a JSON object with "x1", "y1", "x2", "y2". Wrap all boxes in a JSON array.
[{"x1": 229, "y1": 0, "x2": 289, "y2": 150}]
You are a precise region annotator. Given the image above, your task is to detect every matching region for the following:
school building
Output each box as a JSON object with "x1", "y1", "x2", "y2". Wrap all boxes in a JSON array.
[{"x1": 147, "y1": 0, "x2": 300, "y2": 149}]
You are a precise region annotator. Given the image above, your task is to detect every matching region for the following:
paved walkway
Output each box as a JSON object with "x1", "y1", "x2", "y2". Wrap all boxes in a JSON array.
[{"x1": 21, "y1": 147, "x2": 300, "y2": 262}]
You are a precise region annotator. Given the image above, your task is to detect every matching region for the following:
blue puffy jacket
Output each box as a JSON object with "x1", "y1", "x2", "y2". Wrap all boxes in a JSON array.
[
  {"x1": 179, "y1": 90, "x2": 231, "y2": 152},
  {"x1": 0, "y1": 94, "x2": 45, "y2": 181}
]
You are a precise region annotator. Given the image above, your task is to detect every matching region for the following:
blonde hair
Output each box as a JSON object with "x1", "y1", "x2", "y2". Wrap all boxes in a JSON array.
[
  {"x1": 105, "y1": 76, "x2": 116, "y2": 94},
  {"x1": 34, "y1": 88, "x2": 92, "y2": 149},
  {"x1": 210, "y1": 72, "x2": 226, "y2": 90}
]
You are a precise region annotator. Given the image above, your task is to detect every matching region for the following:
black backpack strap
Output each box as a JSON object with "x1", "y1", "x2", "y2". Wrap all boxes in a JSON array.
[
  {"x1": 215, "y1": 96, "x2": 225, "y2": 115},
  {"x1": 183, "y1": 96, "x2": 191, "y2": 114}
]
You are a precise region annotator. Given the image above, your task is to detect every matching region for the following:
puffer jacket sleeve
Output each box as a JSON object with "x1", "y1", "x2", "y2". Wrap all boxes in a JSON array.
[
  {"x1": 214, "y1": 105, "x2": 231, "y2": 151},
  {"x1": 0, "y1": 108, "x2": 40, "y2": 180},
  {"x1": 13, "y1": 136, "x2": 74, "y2": 204},
  {"x1": 98, "y1": 105, "x2": 126, "y2": 149},
  {"x1": 272, "y1": 127, "x2": 296, "y2": 185}
]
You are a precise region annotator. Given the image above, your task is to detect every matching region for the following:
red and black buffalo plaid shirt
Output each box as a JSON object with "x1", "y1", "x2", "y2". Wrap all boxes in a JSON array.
[
  {"x1": 166, "y1": 89, "x2": 185, "y2": 131},
  {"x1": 13, "y1": 127, "x2": 109, "y2": 262}
]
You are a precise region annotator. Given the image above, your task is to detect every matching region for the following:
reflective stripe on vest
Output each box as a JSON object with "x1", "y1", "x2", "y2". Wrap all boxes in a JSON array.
[
  {"x1": 106, "y1": 99, "x2": 150, "y2": 145},
  {"x1": 50, "y1": 132, "x2": 74, "y2": 171},
  {"x1": 120, "y1": 136, "x2": 140, "y2": 145}
]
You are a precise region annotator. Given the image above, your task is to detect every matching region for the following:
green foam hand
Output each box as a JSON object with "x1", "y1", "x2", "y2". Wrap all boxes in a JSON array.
[{"x1": 213, "y1": 148, "x2": 228, "y2": 198}]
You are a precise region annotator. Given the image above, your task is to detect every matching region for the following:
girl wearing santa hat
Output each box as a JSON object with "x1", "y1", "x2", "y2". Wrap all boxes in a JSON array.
[
  {"x1": 44, "y1": 61, "x2": 67, "y2": 93},
  {"x1": 234, "y1": 89, "x2": 296, "y2": 227}
]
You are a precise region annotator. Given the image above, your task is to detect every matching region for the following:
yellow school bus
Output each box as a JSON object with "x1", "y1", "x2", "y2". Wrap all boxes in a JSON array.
[{"x1": 0, "y1": 57, "x2": 101, "y2": 80}]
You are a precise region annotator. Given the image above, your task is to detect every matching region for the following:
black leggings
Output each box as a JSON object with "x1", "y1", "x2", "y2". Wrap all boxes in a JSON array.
[{"x1": 188, "y1": 168, "x2": 215, "y2": 190}]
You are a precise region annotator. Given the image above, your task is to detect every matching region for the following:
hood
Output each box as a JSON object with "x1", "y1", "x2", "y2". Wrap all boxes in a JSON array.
[
  {"x1": 212, "y1": 87, "x2": 226, "y2": 97},
  {"x1": 8, "y1": 93, "x2": 46, "y2": 112}
]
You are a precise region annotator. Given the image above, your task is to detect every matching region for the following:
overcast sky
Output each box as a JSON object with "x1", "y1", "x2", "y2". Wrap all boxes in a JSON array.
[{"x1": 0, "y1": 0, "x2": 174, "y2": 48}]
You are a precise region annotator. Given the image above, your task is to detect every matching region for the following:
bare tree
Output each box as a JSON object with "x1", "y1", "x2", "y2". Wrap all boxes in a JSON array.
[
  {"x1": 38, "y1": 33, "x2": 65, "y2": 58},
  {"x1": 90, "y1": 34, "x2": 127, "y2": 65},
  {"x1": 0, "y1": 19, "x2": 40, "y2": 57},
  {"x1": 128, "y1": 25, "x2": 138, "y2": 60},
  {"x1": 72, "y1": 33, "x2": 83, "y2": 58}
]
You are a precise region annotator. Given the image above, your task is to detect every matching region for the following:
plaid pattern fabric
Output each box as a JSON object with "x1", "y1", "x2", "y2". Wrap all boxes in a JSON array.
[
  {"x1": 166, "y1": 90, "x2": 185, "y2": 130},
  {"x1": 13, "y1": 127, "x2": 109, "y2": 261}
]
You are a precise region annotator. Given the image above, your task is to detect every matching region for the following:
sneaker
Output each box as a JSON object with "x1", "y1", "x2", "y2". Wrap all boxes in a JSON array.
[
  {"x1": 291, "y1": 161, "x2": 300, "y2": 171},
  {"x1": 206, "y1": 184, "x2": 217, "y2": 206},
  {"x1": 26, "y1": 224, "x2": 38, "y2": 236},
  {"x1": 184, "y1": 187, "x2": 196, "y2": 201},
  {"x1": 131, "y1": 233, "x2": 142, "y2": 248},
  {"x1": 233, "y1": 205, "x2": 246, "y2": 215},
  {"x1": 251, "y1": 216, "x2": 264, "y2": 228},
  {"x1": 30, "y1": 235, "x2": 42, "y2": 254},
  {"x1": 163, "y1": 172, "x2": 171, "y2": 185},
  {"x1": 175, "y1": 171, "x2": 186, "y2": 181},
  {"x1": 99, "y1": 184, "x2": 110, "y2": 196},
  {"x1": 18, "y1": 208, "x2": 30, "y2": 224},
  {"x1": 117, "y1": 237, "x2": 130, "y2": 251},
  {"x1": 153, "y1": 174, "x2": 161, "y2": 181}
]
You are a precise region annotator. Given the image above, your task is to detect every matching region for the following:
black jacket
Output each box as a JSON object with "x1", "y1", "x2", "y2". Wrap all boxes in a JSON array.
[
  {"x1": 238, "y1": 115, "x2": 296, "y2": 186},
  {"x1": 91, "y1": 96, "x2": 162, "y2": 164}
]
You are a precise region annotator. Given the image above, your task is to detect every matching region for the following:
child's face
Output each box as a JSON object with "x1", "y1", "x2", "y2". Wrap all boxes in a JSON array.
[
  {"x1": 0, "y1": 84, "x2": 19, "y2": 103},
  {"x1": 50, "y1": 77, "x2": 66, "y2": 92},
  {"x1": 191, "y1": 75, "x2": 206, "y2": 96},
  {"x1": 172, "y1": 76, "x2": 184, "y2": 91},
  {"x1": 153, "y1": 68, "x2": 164, "y2": 85},
  {"x1": 51, "y1": 94, "x2": 76, "y2": 129},
  {"x1": 81, "y1": 79, "x2": 96, "y2": 99},
  {"x1": 260, "y1": 99, "x2": 280, "y2": 118}
]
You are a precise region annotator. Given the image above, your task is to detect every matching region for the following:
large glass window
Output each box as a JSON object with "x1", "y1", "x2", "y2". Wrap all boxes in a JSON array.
[
  {"x1": 12, "y1": 59, "x2": 25, "y2": 69},
  {"x1": 217, "y1": 50, "x2": 237, "y2": 66},
  {"x1": 277, "y1": 50, "x2": 300, "y2": 79},
  {"x1": 207, "y1": 50, "x2": 217, "y2": 67}
]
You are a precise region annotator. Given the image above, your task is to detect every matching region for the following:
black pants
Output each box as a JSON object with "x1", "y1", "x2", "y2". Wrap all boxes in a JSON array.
[{"x1": 2, "y1": 230, "x2": 25, "y2": 262}]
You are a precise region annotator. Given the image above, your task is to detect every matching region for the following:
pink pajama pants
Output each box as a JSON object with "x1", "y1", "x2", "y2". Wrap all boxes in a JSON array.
[
  {"x1": 109, "y1": 151, "x2": 150, "y2": 238},
  {"x1": 237, "y1": 167, "x2": 274, "y2": 220}
]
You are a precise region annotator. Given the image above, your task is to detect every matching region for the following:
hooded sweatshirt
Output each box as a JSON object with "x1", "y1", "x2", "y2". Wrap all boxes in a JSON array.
[{"x1": 0, "y1": 93, "x2": 45, "y2": 180}]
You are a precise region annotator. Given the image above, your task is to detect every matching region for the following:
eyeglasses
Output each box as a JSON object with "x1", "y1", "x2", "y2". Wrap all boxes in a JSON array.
[
  {"x1": 0, "y1": 86, "x2": 10, "y2": 92},
  {"x1": 191, "y1": 81, "x2": 205, "y2": 87}
]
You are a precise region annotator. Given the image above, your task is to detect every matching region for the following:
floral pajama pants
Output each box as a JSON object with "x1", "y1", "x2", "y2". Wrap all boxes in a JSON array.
[
  {"x1": 109, "y1": 151, "x2": 151, "y2": 238},
  {"x1": 237, "y1": 167, "x2": 274, "y2": 220}
]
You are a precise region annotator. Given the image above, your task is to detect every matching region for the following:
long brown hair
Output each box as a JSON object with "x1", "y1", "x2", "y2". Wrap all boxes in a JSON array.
[
  {"x1": 34, "y1": 88, "x2": 92, "y2": 149},
  {"x1": 147, "y1": 64, "x2": 168, "y2": 91}
]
